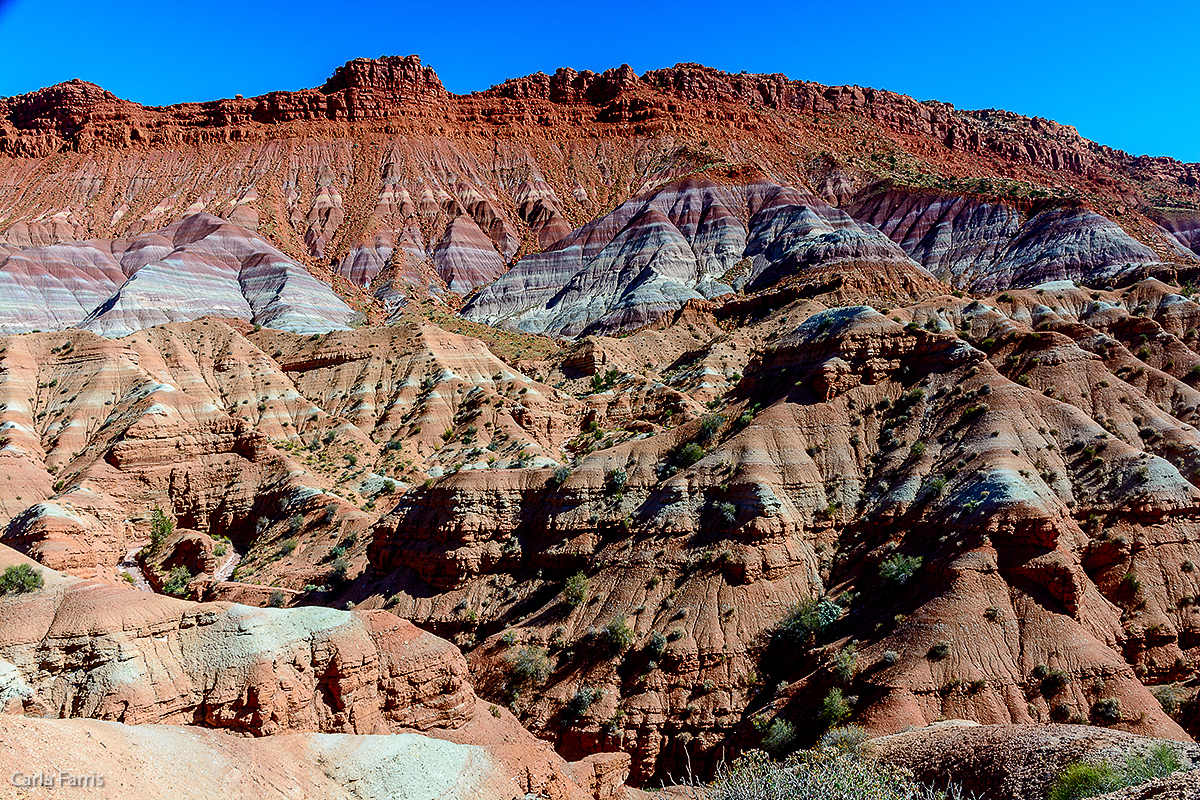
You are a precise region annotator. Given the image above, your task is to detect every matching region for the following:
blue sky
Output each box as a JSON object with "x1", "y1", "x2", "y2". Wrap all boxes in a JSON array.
[{"x1": 1, "y1": 0, "x2": 1195, "y2": 162}]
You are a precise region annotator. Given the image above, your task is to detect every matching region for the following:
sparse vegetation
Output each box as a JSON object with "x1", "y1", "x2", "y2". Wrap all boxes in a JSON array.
[
  {"x1": 821, "y1": 688, "x2": 853, "y2": 726},
  {"x1": 879, "y1": 553, "x2": 923, "y2": 585},
  {"x1": 0, "y1": 563, "x2": 43, "y2": 595},
  {"x1": 562, "y1": 572, "x2": 589, "y2": 608},
  {"x1": 709, "y1": 748, "x2": 963, "y2": 800},
  {"x1": 600, "y1": 614, "x2": 634, "y2": 653},
  {"x1": 506, "y1": 646, "x2": 553, "y2": 686},
  {"x1": 162, "y1": 566, "x2": 192, "y2": 597},
  {"x1": 1048, "y1": 744, "x2": 1182, "y2": 800}
]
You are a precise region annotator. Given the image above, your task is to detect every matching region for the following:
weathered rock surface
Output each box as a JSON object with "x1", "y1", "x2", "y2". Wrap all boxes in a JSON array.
[
  {"x1": 463, "y1": 168, "x2": 941, "y2": 336},
  {"x1": 0, "y1": 545, "x2": 625, "y2": 799},
  {"x1": 0, "y1": 213, "x2": 354, "y2": 335},
  {"x1": 847, "y1": 186, "x2": 1169, "y2": 291},
  {"x1": 867, "y1": 722, "x2": 1199, "y2": 800},
  {"x1": 365, "y1": 281, "x2": 1200, "y2": 783},
  {"x1": 0, "y1": 716, "x2": 517, "y2": 800},
  {"x1": 2, "y1": 55, "x2": 1196, "y2": 319}
]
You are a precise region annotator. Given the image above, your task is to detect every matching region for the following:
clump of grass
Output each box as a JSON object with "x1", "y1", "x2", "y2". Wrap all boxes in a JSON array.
[{"x1": 1049, "y1": 744, "x2": 1182, "y2": 800}]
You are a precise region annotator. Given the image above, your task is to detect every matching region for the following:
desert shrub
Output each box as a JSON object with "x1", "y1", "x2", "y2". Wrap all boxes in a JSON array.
[
  {"x1": 833, "y1": 645, "x2": 857, "y2": 682},
  {"x1": 879, "y1": 554, "x2": 923, "y2": 585},
  {"x1": 1049, "y1": 744, "x2": 1182, "y2": 800},
  {"x1": 0, "y1": 563, "x2": 43, "y2": 595},
  {"x1": 1049, "y1": 762, "x2": 1124, "y2": 800},
  {"x1": 549, "y1": 465, "x2": 572, "y2": 488},
  {"x1": 709, "y1": 749, "x2": 958, "y2": 800},
  {"x1": 278, "y1": 538, "x2": 297, "y2": 557},
  {"x1": 927, "y1": 641, "x2": 952, "y2": 661},
  {"x1": 716, "y1": 501, "x2": 738, "y2": 526},
  {"x1": 267, "y1": 590, "x2": 286, "y2": 608},
  {"x1": 644, "y1": 630, "x2": 668, "y2": 657},
  {"x1": 562, "y1": 572, "x2": 589, "y2": 608},
  {"x1": 822, "y1": 688, "x2": 852, "y2": 726},
  {"x1": 162, "y1": 566, "x2": 191, "y2": 597},
  {"x1": 760, "y1": 718, "x2": 797, "y2": 757},
  {"x1": 601, "y1": 614, "x2": 634, "y2": 654},
  {"x1": 328, "y1": 556, "x2": 350, "y2": 584},
  {"x1": 1041, "y1": 669, "x2": 1071, "y2": 697},
  {"x1": 506, "y1": 646, "x2": 553, "y2": 686},
  {"x1": 606, "y1": 467, "x2": 627, "y2": 493},
  {"x1": 1122, "y1": 744, "x2": 1182, "y2": 786},
  {"x1": 671, "y1": 442, "x2": 706, "y2": 470},
  {"x1": 771, "y1": 596, "x2": 841, "y2": 654},
  {"x1": 1092, "y1": 697, "x2": 1122, "y2": 722},
  {"x1": 698, "y1": 414, "x2": 726, "y2": 444},
  {"x1": 880, "y1": 650, "x2": 900, "y2": 667},
  {"x1": 564, "y1": 685, "x2": 600, "y2": 719},
  {"x1": 818, "y1": 725, "x2": 872, "y2": 754}
]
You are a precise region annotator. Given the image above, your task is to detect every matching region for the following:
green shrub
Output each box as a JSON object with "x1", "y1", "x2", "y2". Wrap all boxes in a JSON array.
[
  {"x1": 562, "y1": 572, "x2": 589, "y2": 608},
  {"x1": 328, "y1": 556, "x2": 350, "y2": 584},
  {"x1": 1041, "y1": 669, "x2": 1070, "y2": 697},
  {"x1": 760, "y1": 718, "x2": 797, "y2": 757},
  {"x1": 506, "y1": 646, "x2": 553, "y2": 686},
  {"x1": 879, "y1": 553, "x2": 923, "y2": 585},
  {"x1": 564, "y1": 685, "x2": 600, "y2": 719},
  {"x1": 927, "y1": 640, "x2": 952, "y2": 661},
  {"x1": 1049, "y1": 762, "x2": 1124, "y2": 800},
  {"x1": 601, "y1": 614, "x2": 634, "y2": 653},
  {"x1": 278, "y1": 538, "x2": 297, "y2": 557},
  {"x1": 671, "y1": 442, "x2": 706, "y2": 470},
  {"x1": 1092, "y1": 697, "x2": 1121, "y2": 722},
  {"x1": 267, "y1": 590, "x2": 286, "y2": 608},
  {"x1": 716, "y1": 501, "x2": 738, "y2": 526},
  {"x1": 0, "y1": 563, "x2": 44, "y2": 595},
  {"x1": 822, "y1": 688, "x2": 852, "y2": 726},
  {"x1": 818, "y1": 725, "x2": 871, "y2": 754},
  {"x1": 162, "y1": 566, "x2": 191, "y2": 597},
  {"x1": 698, "y1": 414, "x2": 726, "y2": 444},
  {"x1": 1049, "y1": 744, "x2": 1182, "y2": 800},
  {"x1": 644, "y1": 630, "x2": 668, "y2": 657},
  {"x1": 833, "y1": 645, "x2": 857, "y2": 682},
  {"x1": 771, "y1": 596, "x2": 841, "y2": 653},
  {"x1": 549, "y1": 465, "x2": 572, "y2": 488}
]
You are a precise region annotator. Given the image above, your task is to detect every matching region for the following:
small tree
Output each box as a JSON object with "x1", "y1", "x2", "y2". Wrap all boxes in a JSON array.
[
  {"x1": 0, "y1": 563, "x2": 44, "y2": 595},
  {"x1": 148, "y1": 506, "x2": 174, "y2": 553},
  {"x1": 562, "y1": 571, "x2": 589, "y2": 608}
]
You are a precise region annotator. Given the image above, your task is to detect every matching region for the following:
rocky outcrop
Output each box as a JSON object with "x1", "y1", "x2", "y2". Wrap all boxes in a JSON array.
[
  {"x1": 2, "y1": 56, "x2": 1195, "y2": 313},
  {"x1": 0, "y1": 213, "x2": 354, "y2": 335},
  {"x1": 867, "y1": 722, "x2": 1200, "y2": 800},
  {"x1": 366, "y1": 285, "x2": 1200, "y2": 783},
  {"x1": 846, "y1": 186, "x2": 1170, "y2": 291},
  {"x1": 0, "y1": 545, "x2": 624, "y2": 799},
  {"x1": 463, "y1": 168, "x2": 941, "y2": 336},
  {"x1": 0, "y1": 716, "x2": 519, "y2": 800}
]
